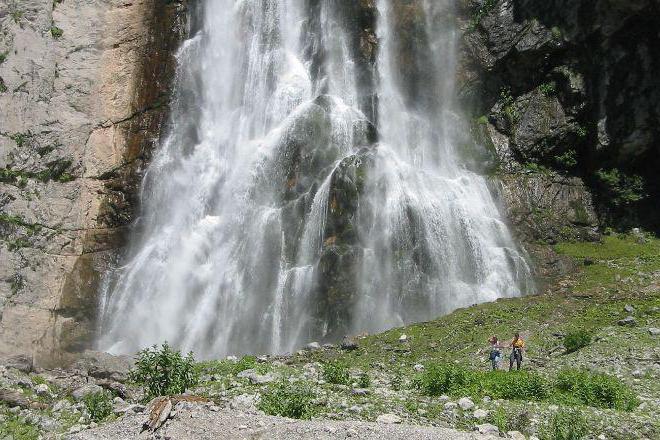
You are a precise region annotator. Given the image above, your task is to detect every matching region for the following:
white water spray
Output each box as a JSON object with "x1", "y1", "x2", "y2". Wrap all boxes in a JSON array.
[{"x1": 99, "y1": 0, "x2": 534, "y2": 358}]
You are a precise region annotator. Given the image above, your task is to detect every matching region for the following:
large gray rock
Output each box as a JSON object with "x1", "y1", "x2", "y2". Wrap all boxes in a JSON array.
[
  {"x1": 72, "y1": 384, "x2": 104, "y2": 401},
  {"x1": 73, "y1": 350, "x2": 134, "y2": 382},
  {"x1": 0, "y1": 354, "x2": 33, "y2": 372}
]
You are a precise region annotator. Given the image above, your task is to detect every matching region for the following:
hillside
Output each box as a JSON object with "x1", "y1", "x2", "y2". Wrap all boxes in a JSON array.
[{"x1": 1, "y1": 232, "x2": 658, "y2": 439}]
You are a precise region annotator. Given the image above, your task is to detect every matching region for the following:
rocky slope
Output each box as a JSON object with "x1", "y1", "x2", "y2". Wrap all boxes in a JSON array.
[
  {"x1": 0, "y1": 0, "x2": 189, "y2": 366},
  {"x1": 1, "y1": 233, "x2": 658, "y2": 439}
]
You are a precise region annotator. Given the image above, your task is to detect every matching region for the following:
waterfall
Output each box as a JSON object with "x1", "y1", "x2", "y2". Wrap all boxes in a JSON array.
[{"x1": 98, "y1": 0, "x2": 534, "y2": 358}]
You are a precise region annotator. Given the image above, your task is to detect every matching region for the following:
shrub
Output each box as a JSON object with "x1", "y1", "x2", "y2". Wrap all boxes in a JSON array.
[
  {"x1": 540, "y1": 409, "x2": 588, "y2": 440},
  {"x1": 129, "y1": 342, "x2": 198, "y2": 399},
  {"x1": 480, "y1": 370, "x2": 550, "y2": 401},
  {"x1": 322, "y1": 361, "x2": 350, "y2": 385},
  {"x1": 539, "y1": 82, "x2": 556, "y2": 96},
  {"x1": 489, "y1": 407, "x2": 531, "y2": 435},
  {"x1": 83, "y1": 390, "x2": 113, "y2": 422},
  {"x1": 555, "y1": 150, "x2": 577, "y2": 169},
  {"x1": 414, "y1": 363, "x2": 474, "y2": 396},
  {"x1": 258, "y1": 381, "x2": 314, "y2": 419},
  {"x1": 357, "y1": 372, "x2": 371, "y2": 388},
  {"x1": 391, "y1": 369, "x2": 404, "y2": 391},
  {"x1": 0, "y1": 414, "x2": 40, "y2": 440},
  {"x1": 555, "y1": 369, "x2": 638, "y2": 410},
  {"x1": 50, "y1": 26, "x2": 63, "y2": 38},
  {"x1": 595, "y1": 168, "x2": 645, "y2": 207},
  {"x1": 563, "y1": 330, "x2": 592, "y2": 353}
]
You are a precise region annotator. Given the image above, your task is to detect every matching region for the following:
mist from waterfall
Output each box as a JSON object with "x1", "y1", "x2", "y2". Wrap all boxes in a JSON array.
[{"x1": 98, "y1": 0, "x2": 534, "y2": 358}]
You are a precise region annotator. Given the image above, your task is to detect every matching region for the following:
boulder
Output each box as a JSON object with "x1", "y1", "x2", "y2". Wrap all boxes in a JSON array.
[
  {"x1": 476, "y1": 423, "x2": 500, "y2": 436},
  {"x1": 624, "y1": 304, "x2": 635, "y2": 314},
  {"x1": 73, "y1": 350, "x2": 133, "y2": 382},
  {"x1": 376, "y1": 413, "x2": 402, "y2": 424},
  {"x1": 351, "y1": 388, "x2": 371, "y2": 396},
  {"x1": 341, "y1": 336, "x2": 359, "y2": 351},
  {"x1": 399, "y1": 334, "x2": 408, "y2": 342},
  {"x1": 618, "y1": 316, "x2": 636, "y2": 327},
  {"x1": 35, "y1": 383, "x2": 50, "y2": 396},
  {"x1": 508, "y1": 431, "x2": 527, "y2": 440},
  {"x1": 305, "y1": 342, "x2": 321, "y2": 351},
  {"x1": 648, "y1": 327, "x2": 660, "y2": 336},
  {"x1": 474, "y1": 409, "x2": 489, "y2": 419},
  {"x1": 413, "y1": 364, "x2": 424, "y2": 372},
  {"x1": 458, "y1": 397, "x2": 475, "y2": 410},
  {"x1": 72, "y1": 384, "x2": 104, "y2": 401},
  {"x1": 0, "y1": 389, "x2": 31, "y2": 408},
  {"x1": 1, "y1": 354, "x2": 33, "y2": 373}
]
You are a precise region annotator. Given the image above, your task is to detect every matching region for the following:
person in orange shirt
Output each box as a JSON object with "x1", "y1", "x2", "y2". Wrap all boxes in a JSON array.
[{"x1": 508, "y1": 332, "x2": 525, "y2": 371}]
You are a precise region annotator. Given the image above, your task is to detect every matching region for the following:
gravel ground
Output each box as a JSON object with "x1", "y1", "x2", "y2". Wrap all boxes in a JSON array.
[{"x1": 68, "y1": 404, "x2": 499, "y2": 440}]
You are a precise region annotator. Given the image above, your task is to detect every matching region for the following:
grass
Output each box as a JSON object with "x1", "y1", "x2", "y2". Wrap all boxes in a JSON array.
[
  {"x1": 322, "y1": 361, "x2": 351, "y2": 385},
  {"x1": 0, "y1": 413, "x2": 40, "y2": 440},
  {"x1": 563, "y1": 330, "x2": 591, "y2": 353},
  {"x1": 83, "y1": 390, "x2": 114, "y2": 422},
  {"x1": 540, "y1": 409, "x2": 589, "y2": 440},
  {"x1": 258, "y1": 381, "x2": 315, "y2": 419}
]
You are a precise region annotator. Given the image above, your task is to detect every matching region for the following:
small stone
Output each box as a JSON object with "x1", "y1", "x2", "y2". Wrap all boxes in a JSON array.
[
  {"x1": 597, "y1": 434, "x2": 606, "y2": 440},
  {"x1": 648, "y1": 327, "x2": 660, "y2": 336},
  {"x1": 548, "y1": 404, "x2": 559, "y2": 411},
  {"x1": 399, "y1": 334, "x2": 408, "y2": 342},
  {"x1": 34, "y1": 384, "x2": 49, "y2": 396},
  {"x1": 349, "y1": 405, "x2": 362, "y2": 413},
  {"x1": 475, "y1": 423, "x2": 499, "y2": 435},
  {"x1": 632, "y1": 370, "x2": 643, "y2": 378},
  {"x1": 624, "y1": 304, "x2": 635, "y2": 314},
  {"x1": 323, "y1": 343, "x2": 336, "y2": 349},
  {"x1": 238, "y1": 425, "x2": 248, "y2": 430},
  {"x1": 413, "y1": 364, "x2": 424, "y2": 372},
  {"x1": 443, "y1": 402, "x2": 457, "y2": 410},
  {"x1": 341, "y1": 337, "x2": 359, "y2": 351},
  {"x1": 473, "y1": 409, "x2": 488, "y2": 419},
  {"x1": 618, "y1": 316, "x2": 636, "y2": 327},
  {"x1": 351, "y1": 388, "x2": 370, "y2": 396},
  {"x1": 438, "y1": 395, "x2": 450, "y2": 402},
  {"x1": 305, "y1": 342, "x2": 321, "y2": 351},
  {"x1": 226, "y1": 355, "x2": 238, "y2": 362},
  {"x1": 209, "y1": 405, "x2": 220, "y2": 412},
  {"x1": 508, "y1": 431, "x2": 526, "y2": 440},
  {"x1": 72, "y1": 384, "x2": 104, "y2": 401},
  {"x1": 376, "y1": 413, "x2": 401, "y2": 424},
  {"x1": 324, "y1": 426, "x2": 337, "y2": 434},
  {"x1": 458, "y1": 397, "x2": 475, "y2": 410},
  {"x1": 69, "y1": 425, "x2": 84, "y2": 434},
  {"x1": 113, "y1": 397, "x2": 124, "y2": 404}
]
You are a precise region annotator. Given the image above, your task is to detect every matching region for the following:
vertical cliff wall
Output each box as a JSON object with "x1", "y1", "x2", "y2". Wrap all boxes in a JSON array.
[{"x1": 0, "y1": 0, "x2": 189, "y2": 366}]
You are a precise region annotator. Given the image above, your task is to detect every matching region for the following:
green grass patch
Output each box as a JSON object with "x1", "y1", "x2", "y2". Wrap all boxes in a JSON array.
[
  {"x1": 563, "y1": 330, "x2": 591, "y2": 354},
  {"x1": 540, "y1": 409, "x2": 589, "y2": 440},
  {"x1": 555, "y1": 368, "x2": 638, "y2": 410},
  {"x1": 258, "y1": 381, "x2": 315, "y2": 419},
  {"x1": 322, "y1": 360, "x2": 351, "y2": 385},
  {"x1": 0, "y1": 413, "x2": 40, "y2": 440}
]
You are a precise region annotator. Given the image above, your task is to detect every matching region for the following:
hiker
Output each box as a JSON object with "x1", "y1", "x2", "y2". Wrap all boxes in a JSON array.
[
  {"x1": 488, "y1": 336, "x2": 502, "y2": 370},
  {"x1": 508, "y1": 332, "x2": 525, "y2": 371}
]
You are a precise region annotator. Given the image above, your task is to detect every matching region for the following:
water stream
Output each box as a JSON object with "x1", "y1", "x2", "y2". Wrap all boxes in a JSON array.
[{"x1": 99, "y1": 0, "x2": 534, "y2": 358}]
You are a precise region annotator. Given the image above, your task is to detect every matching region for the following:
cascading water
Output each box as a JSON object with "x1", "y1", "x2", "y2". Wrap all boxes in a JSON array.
[{"x1": 99, "y1": 0, "x2": 534, "y2": 358}]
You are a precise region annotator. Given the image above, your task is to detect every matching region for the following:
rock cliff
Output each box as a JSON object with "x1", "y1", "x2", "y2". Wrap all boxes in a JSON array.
[{"x1": 0, "y1": 0, "x2": 189, "y2": 366}]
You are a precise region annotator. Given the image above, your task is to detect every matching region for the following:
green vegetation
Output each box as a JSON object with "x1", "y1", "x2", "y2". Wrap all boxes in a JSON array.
[
  {"x1": 595, "y1": 168, "x2": 646, "y2": 207},
  {"x1": 0, "y1": 51, "x2": 8, "y2": 64},
  {"x1": 555, "y1": 149, "x2": 577, "y2": 169},
  {"x1": 0, "y1": 414, "x2": 40, "y2": 440},
  {"x1": 469, "y1": 0, "x2": 498, "y2": 30},
  {"x1": 540, "y1": 82, "x2": 556, "y2": 96},
  {"x1": 258, "y1": 380, "x2": 315, "y2": 419},
  {"x1": 322, "y1": 360, "x2": 351, "y2": 385},
  {"x1": 0, "y1": 77, "x2": 6, "y2": 93},
  {"x1": 500, "y1": 87, "x2": 519, "y2": 123},
  {"x1": 83, "y1": 390, "x2": 113, "y2": 422},
  {"x1": 540, "y1": 409, "x2": 589, "y2": 440},
  {"x1": 357, "y1": 372, "x2": 371, "y2": 388},
  {"x1": 50, "y1": 26, "x2": 63, "y2": 38},
  {"x1": 9, "y1": 131, "x2": 32, "y2": 148},
  {"x1": 555, "y1": 369, "x2": 638, "y2": 410},
  {"x1": 0, "y1": 159, "x2": 75, "y2": 185},
  {"x1": 129, "y1": 342, "x2": 198, "y2": 399},
  {"x1": 563, "y1": 330, "x2": 591, "y2": 353}
]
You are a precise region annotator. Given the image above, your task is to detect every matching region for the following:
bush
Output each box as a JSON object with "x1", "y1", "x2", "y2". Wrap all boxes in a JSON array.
[
  {"x1": 595, "y1": 168, "x2": 645, "y2": 207},
  {"x1": 489, "y1": 407, "x2": 531, "y2": 435},
  {"x1": 540, "y1": 409, "x2": 588, "y2": 440},
  {"x1": 480, "y1": 370, "x2": 550, "y2": 401},
  {"x1": 357, "y1": 372, "x2": 371, "y2": 388},
  {"x1": 414, "y1": 363, "x2": 474, "y2": 396},
  {"x1": 258, "y1": 381, "x2": 315, "y2": 419},
  {"x1": 0, "y1": 414, "x2": 40, "y2": 440},
  {"x1": 555, "y1": 369, "x2": 638, "y2": 410},
  {"x1": 83, "y1": 390, "x2": 113, "y2": 422},
  {"x1": 563, "y1": 330, "x2": 592, "y2": 353},
  {"x1": 129, "y1": 342, "x2": 198, "y2": 399},
  {"x1": 322, "y1": 361, "x2": 350, "y2": 385}
]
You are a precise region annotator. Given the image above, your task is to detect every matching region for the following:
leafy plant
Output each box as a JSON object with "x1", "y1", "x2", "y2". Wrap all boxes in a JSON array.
[
  {"x1": 258, "y1": 381, "x2": 315, "y2": 419},
  {"x1": 357, "y1": 372, "x2": 371, "y2": 388},
  {"x1": 500, "y1": 87, "x2": 519, "y2": 123},
  {"x1": 50, "y1": 26, "x2": 63, "y2": 38},
  {"x1": 322, "y1": 361, "x2": 350, "y2": 385},
  {"x1": 469, "y1": 0, "x2": 498, "y2": 30},
  {"x1": 540, "y1": 409, "x2": 588, "y2": 440},
  {"x1": 563, "y1": 330, "x2": 591, "y2": 353},
  {"x1": 555, "y1": 368, "x2": 638, "y2": 410},
  {"x1": 555, "y1": 150, "x2": 577, "y2": 169},
  {"x1": 539, "y1": 82, "x2": 556, "y2": 96},
  {"x1": 595, "y1": 168, "x2": 646, "y2": 207},
  {"x1": 83, "y1": 390, "x2": 113, "y2": 422},
  {"x1": 0, "y1": 51, "x2": 8, "y2": 64},
  {"x1": 0, "y1": 414, "x2": 40, "y2": 440},
  {"x1": 129, "y1": 342, "x2": 198, "y2": 399}
]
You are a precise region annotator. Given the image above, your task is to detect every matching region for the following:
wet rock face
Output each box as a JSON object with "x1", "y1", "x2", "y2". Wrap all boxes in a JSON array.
[
  {"x1": 0, "y1": 0, "x2": 190, "y2": 366},
  {"x1": 460, "y1": 0, "x2": 660, "y2": 231}
]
